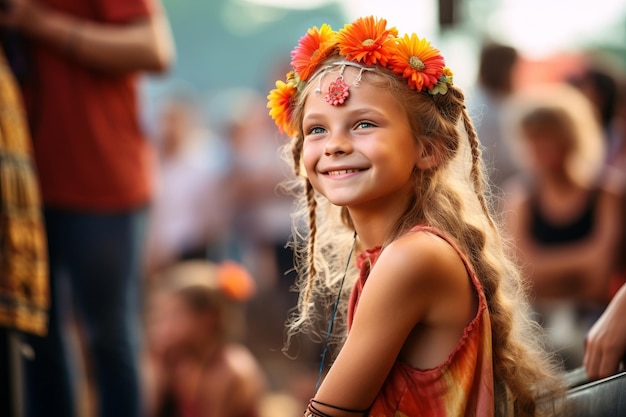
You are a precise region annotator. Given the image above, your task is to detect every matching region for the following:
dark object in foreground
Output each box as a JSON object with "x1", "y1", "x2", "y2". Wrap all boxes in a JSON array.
[{"x1": 565, "y1": 370, "x2": 626, "y2": 417}]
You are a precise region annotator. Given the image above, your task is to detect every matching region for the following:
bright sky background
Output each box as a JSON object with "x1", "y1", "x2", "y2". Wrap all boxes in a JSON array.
[
  {"x1": 242, "y1": 0, "x2": 439, "y2": 36},
  {"x1": 243, "y1": 0, "x2": 626, "y2": 88},
  {"x1": 489, "y1": 0, "x2": 626, "y2": 57},
  {"x1": 244, "y1": 0, "x2": 626, "y2": 56}
]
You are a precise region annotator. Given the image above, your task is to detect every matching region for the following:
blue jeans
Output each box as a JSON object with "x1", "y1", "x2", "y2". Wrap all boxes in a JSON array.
[{"x1": 23, "y1": 207, "x2": 147, "y2": 417}]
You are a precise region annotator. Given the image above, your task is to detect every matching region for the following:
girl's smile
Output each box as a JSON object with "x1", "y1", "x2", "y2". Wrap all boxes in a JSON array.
[{"x1": 324, "y1": 168, "x2": 366, "y2": 177}]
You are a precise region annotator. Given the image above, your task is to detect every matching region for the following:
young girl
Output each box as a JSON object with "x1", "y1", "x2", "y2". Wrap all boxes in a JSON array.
[
  {"x1": 143, "y1": 260, "x2": 266, "y2": 417},
  {"x1": 267, "y1": 16, "x2": 563, "y2": 417}
]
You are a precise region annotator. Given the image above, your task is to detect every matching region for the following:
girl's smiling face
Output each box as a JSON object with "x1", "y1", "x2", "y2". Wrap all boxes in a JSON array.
[{"x1": 302, "y1": 68, "x2": 422, "y2": 213}]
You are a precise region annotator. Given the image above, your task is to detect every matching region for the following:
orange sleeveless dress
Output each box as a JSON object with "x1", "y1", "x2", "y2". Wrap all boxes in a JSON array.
[{"x1": 347, "y1": 226, "x2": 495, "y2": 417}]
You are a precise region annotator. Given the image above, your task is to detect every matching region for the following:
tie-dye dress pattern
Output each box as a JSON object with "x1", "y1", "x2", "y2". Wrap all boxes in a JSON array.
[{"x1": 347, "y1": 226, "x2": 494, "y2": 417}]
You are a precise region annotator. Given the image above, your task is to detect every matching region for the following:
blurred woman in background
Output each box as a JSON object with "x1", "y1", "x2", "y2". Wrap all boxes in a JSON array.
[{"x1": 503, "y1": 83, "x2": 623, "y2": 370}]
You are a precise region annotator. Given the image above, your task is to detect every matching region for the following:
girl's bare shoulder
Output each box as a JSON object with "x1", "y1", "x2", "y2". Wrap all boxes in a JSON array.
[
  {"x1": 374, "y1": 229, "x2": 469, "y2": 292},
  {"x1": 356, "y1": 228, "x2": 475, "y2": 347}
]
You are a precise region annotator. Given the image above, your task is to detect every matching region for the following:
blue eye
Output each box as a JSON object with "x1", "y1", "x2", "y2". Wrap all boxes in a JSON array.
[
  {"x1": 307, "y1": 126, "x2": 326, "y2": 135},
  {"x1": 355, "y1": 121, "x2": 375, "y2": 129}
]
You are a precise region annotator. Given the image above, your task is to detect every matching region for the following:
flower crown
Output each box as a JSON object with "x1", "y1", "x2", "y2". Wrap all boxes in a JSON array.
[{"x1": 267, "y1": 16, "x2": 454, "y2": 137}]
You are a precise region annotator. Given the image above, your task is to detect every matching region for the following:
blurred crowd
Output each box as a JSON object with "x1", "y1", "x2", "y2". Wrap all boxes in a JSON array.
[
  {"x1": 1, "y1": 1, "x2": 626, "y2": 417},
  {"x1": 470, "y1": 42, "x2": 626, "y2": 371}
]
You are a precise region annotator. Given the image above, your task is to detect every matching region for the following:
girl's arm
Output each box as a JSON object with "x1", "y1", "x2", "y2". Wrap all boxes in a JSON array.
[
  {"x1": 310, "y1": 231, "x2": 473, "y2": 416},
  {"x1": 0, "y1": 0, "x2": 174, "y2": 73}
]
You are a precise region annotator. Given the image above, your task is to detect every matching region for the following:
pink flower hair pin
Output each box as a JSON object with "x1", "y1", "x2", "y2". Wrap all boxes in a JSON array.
[
  {"x1": 325, "y1": 77, "x2": 350, "y2": 106},
  {"x1": 322, "y1": 61, "x2": 374, "y2": 106}
]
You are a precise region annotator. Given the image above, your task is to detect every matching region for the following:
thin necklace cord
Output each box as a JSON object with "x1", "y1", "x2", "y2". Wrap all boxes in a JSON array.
[{"x1": 315, "y1": 231, "x2": 357, "y2": 391}]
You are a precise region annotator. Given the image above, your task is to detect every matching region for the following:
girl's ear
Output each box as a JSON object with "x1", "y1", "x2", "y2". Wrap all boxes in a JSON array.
[{"x1": 415, "y1": 142, "x2": 440, "y2": 170}]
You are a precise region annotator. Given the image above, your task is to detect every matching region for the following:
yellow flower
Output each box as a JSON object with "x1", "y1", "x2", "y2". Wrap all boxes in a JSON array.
[
  {"x1": 267, "y1": 78, "x2": 298, "y2": 137},
  {"x1": 336, "y1": 15, "x2": 398, "y2": 66},
  {"x1": 389, "y1": 33, "x2": 445, "y2": 91}
]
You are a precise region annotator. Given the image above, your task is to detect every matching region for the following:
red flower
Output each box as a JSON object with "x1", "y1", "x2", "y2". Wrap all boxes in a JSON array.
[{"x1": 290, "y1": 24, "x2": 336, "y2": 81}]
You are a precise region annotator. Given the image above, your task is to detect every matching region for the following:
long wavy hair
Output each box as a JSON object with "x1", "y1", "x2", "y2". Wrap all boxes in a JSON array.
[{"x1": 280, "y1": 53, "x2": 564, "y2": 417}]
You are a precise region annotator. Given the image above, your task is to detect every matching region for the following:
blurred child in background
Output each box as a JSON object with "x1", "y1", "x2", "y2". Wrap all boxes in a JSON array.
[{"x1": 143, "y1": 260, "x2": 266, "y2": 417}]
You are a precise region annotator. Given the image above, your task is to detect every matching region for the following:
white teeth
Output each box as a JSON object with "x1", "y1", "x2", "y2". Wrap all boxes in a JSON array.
[{"x1": 327, "y1": 169, "x2": 360, "y2": 176}]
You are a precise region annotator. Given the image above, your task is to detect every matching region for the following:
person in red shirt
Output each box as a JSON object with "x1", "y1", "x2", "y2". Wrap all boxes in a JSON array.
[{"x1": 0, "y1": 1, "x2": 174, "y2": 416}]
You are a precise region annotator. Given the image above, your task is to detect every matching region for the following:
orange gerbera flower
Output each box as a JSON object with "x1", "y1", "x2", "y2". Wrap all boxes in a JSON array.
[
  {"x1": 218, "y1": 261, "x2": 256, "y2": 302},
  {"x1": 389, "y1": 33, "x2": 445, "y2": 91},
  {"x1": 336, "y1": 16, "x2": 398, "y2": 66},
  {"x1": 267, "y1": 78, "x2": 297, "y2": 137},
  {"x1": 290, "y1": 24, "x2": 336, "y2": 81}
]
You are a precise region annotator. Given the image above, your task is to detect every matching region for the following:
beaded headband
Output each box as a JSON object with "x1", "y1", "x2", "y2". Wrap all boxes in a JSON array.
[
  {"x1": 315, "y1": 60, "x2": 375, "y2": 105},
  {"x1": 267, "y1": 15, "x2": 454, "y2": 137}
]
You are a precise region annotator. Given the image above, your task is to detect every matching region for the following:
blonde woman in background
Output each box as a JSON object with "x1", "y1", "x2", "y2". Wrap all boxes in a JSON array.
[{"x1": 503, "y1": 83, "x2": 623, "y2": 370}]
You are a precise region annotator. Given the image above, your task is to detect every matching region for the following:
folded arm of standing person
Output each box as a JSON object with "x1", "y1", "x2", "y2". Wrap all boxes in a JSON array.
[
  {"x1": 0, "y1": 0, "x2": 174, "y2": 73},
  {"x1": 503, "y1": 183, "x2": 623, "y2": 305}
]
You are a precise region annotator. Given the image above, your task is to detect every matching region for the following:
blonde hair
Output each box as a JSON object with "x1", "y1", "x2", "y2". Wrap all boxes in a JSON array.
[
  {"x1": 510, "y1": 83, "x2": 606, "y2": 187},
  {"x1": 281, "y1": 53, "x2": 564, "y2": 416}
]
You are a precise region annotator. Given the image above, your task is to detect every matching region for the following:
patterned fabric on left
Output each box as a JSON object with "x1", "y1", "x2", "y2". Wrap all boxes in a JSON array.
[{"x1": 0, "y1": 45, "x2": 48, "y2": 336}]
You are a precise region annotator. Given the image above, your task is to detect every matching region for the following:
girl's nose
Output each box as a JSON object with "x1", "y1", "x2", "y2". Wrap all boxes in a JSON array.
[{"x1": 324, "y1": 131, "x2": 353, "y2": 156}]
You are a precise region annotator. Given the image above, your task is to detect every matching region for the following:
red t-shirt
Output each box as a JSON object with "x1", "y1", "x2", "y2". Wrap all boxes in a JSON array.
[{"x1": 24, "y1": 0, "x2": 155, "y2": 211}]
